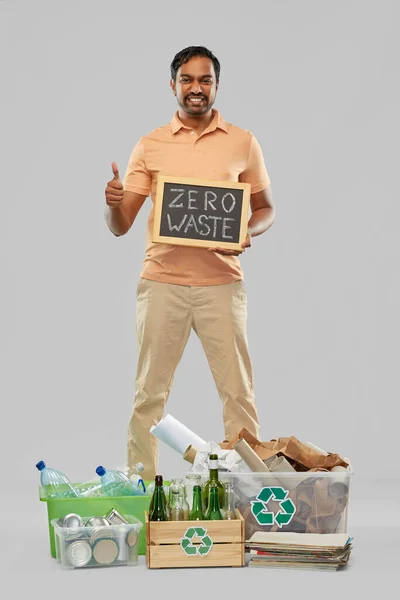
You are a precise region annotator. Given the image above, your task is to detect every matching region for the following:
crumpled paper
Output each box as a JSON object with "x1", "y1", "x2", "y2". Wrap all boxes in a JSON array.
[
  {"x1": 188, "y1": 441, "x2": 251, "y2": 474},
  {"x1": 220, "y1": 429, "x2": 350, "y2": 471}
]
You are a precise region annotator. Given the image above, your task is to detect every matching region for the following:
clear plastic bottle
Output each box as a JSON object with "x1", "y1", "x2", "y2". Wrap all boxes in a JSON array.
[
  {"x1": 147, "y1": 481, "x2": 155, "y2": 497},
  {"x1": 128, "y1": 462, "x2": 146, "y2": 494},
  {"x1": 78, "y1": 482, "x2": 105, "y2": 498},
  {"x1": 95, "y1": 466, "x2": 143, "y2": 497},
  {"x1": 129, "y1": 462, "x2": 144, "y2": 482},
  {"x1": 36, "y1": 461, "x2": 80, "y2": 499}
]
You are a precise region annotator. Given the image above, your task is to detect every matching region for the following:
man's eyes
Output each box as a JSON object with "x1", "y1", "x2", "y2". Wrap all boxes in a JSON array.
[{"x1": 180, "y1": 78, "x2": 212, "y2": 84}]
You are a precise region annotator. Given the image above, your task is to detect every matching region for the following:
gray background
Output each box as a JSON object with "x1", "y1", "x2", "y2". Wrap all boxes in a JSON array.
[{"x1": 2, "y1": 0, "x2": 399, "y2": 594}]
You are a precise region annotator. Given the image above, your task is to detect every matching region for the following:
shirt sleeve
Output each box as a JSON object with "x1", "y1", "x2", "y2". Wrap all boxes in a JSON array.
[
  {"x1": 239, "y1": 133, "x2": 271, "y2": 194},
  {"x1": 122, "y1": 138, "x2": 152, "y2": 196}
]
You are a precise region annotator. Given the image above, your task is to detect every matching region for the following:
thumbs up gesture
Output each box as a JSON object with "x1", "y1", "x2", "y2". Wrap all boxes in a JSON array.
[{"x1": 105, "y1": 162, "x2": 124, "y2": 208}]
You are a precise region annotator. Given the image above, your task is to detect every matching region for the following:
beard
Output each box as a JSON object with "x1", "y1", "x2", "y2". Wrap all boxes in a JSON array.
[{"x1": 177, "y1": 94, "x2": 215, "y2": 116}]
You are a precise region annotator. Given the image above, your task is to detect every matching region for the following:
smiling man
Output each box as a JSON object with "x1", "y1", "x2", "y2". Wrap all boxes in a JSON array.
[{"x1": 104, "y1": 46, "x2": 275, "y2": 479}]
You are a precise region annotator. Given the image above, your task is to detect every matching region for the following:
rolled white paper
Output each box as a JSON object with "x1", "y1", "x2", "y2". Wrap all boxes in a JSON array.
[{"x1": 150, "y1": 414, "x2": 206, "y2": 455}]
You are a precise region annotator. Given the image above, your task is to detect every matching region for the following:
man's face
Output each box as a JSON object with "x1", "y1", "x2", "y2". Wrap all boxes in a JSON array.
[{"x1": 171, "y1": 56, "x2": 218, "y2": 116}]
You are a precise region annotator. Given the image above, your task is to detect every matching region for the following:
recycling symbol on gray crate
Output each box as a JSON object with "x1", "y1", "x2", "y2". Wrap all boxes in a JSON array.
[
  {"x1": 180, "y1": 527, "x2": 213, "y2": 556},
  {"x1": 251, "y1": 486, "x2": 296, "y2": 528}
]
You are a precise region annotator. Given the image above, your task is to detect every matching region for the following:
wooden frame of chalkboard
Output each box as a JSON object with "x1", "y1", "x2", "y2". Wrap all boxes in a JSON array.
[{"x1": 153, "y1": 176, "x2": 251, "y2": 251}]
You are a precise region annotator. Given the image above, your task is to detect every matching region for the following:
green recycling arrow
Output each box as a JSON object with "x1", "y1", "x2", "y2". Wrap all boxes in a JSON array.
[
  {"x1": 257, "y1": 487, "x2": 273, "y2": 503},
  {"x1": 180, "y1": 537, "x2": 197, "y2": 555},
  {"x1": 180, "y1": 527, "x2": 213, "y2": 557},
  {"x1": 251, "y1": 486, "x2": 296, "y2": 528},
  {"x1": 269, "y1": 487, "x2": 287, "y2": 501},
  {"x1": 250, "y1": 500, "x2": 274, "y2": 525}
]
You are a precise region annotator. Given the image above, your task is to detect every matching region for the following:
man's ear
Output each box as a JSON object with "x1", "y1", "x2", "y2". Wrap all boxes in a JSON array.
[{"x1": 170, "y1": 78, "x2": 176, "y2": 96}]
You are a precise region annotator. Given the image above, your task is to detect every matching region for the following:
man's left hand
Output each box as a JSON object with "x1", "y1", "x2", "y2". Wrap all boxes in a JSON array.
[{"x1": 207, "y1": 233, "x2": 251, "y2": 256}]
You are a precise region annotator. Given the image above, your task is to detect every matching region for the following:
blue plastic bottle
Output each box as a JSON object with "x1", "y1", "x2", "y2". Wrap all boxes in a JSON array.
[
  {"x1": 96, "y1": 466, "x2": 145, "y2": 497},
  {"x1": 36, "y1": 460, "x2": 80, "y2": 499}
]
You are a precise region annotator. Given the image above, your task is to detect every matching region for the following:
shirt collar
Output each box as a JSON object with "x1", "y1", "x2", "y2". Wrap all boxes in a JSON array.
[{"x1": 170, "y1": 108, "x2": 228, "y2": 134}]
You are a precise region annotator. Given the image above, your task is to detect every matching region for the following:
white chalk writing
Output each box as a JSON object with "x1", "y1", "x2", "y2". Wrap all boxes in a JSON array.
[
  {"x1": 188, "y1": 190, "x2": 199, "y2": 210},
  {"x1": 221, "y1": 193, "x2": 236, "y2": 213},
  {"x1": 168, "y1": 189, "x2": 185, "y2": 208}
]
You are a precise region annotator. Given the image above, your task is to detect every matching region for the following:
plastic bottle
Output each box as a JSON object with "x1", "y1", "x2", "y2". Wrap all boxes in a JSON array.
[
  {"x1": 95, "y1": 466, "x2": 145, "y2": 497},
  {"x1": 128, "y1": 462, "x2": 146, "y2": 493},
  {"x1": 36, "y1": 460, "x2": 80, "y2": 499}
]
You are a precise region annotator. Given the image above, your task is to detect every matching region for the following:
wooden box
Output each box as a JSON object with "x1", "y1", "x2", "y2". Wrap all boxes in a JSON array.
[{"x1": 145, "y1": 509, "x2": 245, "y2": 569}]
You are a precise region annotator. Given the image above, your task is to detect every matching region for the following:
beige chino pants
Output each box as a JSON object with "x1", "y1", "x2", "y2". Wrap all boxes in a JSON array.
[{"x1": 127, "y1": 278, "x2": 260, "y2": 479}]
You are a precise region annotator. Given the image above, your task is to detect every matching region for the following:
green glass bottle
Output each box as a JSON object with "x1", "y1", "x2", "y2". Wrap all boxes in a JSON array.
[
  {"x1": 189, "y1": 485, "x2": 205, "y2": 521},
  {"x1": 150, "y1": 475, "x2": 168, "y2": 521},
  {"x1": 205, "y1": 483, "x2": 223, "y2": 520},
  {"x1": 149, "y1": 475, "x2": 168, "y2": 514},
  {"x1": 202, "y1": 453, "x2": 225, "y2": 512}
]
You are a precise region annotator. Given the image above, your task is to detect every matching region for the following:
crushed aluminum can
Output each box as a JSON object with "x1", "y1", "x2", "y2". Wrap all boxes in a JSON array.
[{"x1": 67, "y1": 540, "x2": 92, "y2": 567}]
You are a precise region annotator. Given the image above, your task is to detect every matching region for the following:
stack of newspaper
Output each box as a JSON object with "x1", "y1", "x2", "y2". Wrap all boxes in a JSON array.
[{"x1": 246, "y1": 532, "x2": 352, "y2": 571}]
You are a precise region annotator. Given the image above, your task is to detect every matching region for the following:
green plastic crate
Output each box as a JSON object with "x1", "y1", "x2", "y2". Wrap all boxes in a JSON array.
[{"x1": 39, "y1": 481, "x2": 155, "y2": 558}]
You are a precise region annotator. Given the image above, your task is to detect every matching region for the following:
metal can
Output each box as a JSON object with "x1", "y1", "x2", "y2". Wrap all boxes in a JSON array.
[
  {"x1": 92, "y1": 538, "x2": 119, "y2": 565},
  {"x1": 65, "y1": 531, "x2": 88, "y2": 543},
  {"x1": 62, "y1": 513, "x2": 83, "y2": 528},
  {"x1": 89, "y1": 526, "x2": 115, "y2": 546},
  {"x1": 66, "y1": 540, "x2": 92, "y2": 567},
  {"x1": 85, "y1": 516, "x2": 111, "y2": 528},
  {"x1": 126, "y1": 529, "x2": 138, "y2": 548},
  {"x1": 104, "y1": 508, "x2": 129, "y2": 525}
]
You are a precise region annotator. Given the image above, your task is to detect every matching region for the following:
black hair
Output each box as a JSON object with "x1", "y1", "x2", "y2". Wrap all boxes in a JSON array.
[{"x1": 170, "y1": 46, "x2": 221, "y2": 82}]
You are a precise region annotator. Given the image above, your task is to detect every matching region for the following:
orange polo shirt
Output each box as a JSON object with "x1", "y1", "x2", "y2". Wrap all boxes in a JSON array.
[{"x1": 122, "y1": 109, "x2": 270, "y2": 286}]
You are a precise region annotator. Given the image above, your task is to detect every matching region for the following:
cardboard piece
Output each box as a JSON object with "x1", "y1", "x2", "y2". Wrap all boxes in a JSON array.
[
  {"x1": 222, "y1": 429, "x2": 350, "y2": 471},
  {"x1": 329, "y1": 466, "x2": 350, "y2": 499},
  {"x1": 233, "y1": 439, "x2": 271, "y2": 473},
  {"x1": 266, "y1": 455, "x2": 301, "y2": 491},
  {"x1": 183, "y1": 445, "x2": 198, "y2": 464}
]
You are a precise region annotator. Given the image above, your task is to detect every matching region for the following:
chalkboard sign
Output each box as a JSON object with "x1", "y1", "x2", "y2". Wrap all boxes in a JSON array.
[{"x1": 153, "y1": 176, "x2": 251, "y2": 250}]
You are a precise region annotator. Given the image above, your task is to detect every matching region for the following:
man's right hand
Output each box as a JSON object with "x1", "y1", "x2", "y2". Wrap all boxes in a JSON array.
[{"x1": 105, "y1": 162, "x2": 124, "y2": 208}]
